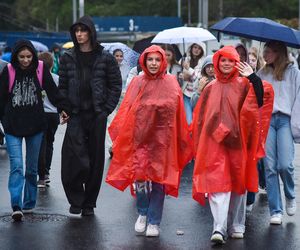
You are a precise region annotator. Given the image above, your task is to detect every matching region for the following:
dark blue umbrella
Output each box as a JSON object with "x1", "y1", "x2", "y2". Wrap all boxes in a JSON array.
[{"x1": 210, "y1": 17, "x2": 300, "y2": 48}]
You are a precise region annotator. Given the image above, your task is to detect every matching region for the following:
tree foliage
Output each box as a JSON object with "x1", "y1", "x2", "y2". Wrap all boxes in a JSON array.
[{"x1": 0, "y1": 0, "x2": 299, "y2": 31}]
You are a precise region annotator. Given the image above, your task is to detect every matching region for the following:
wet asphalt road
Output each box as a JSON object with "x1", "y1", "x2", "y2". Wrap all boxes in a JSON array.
[{"x1": 0, "y1": 125, "x2": 300, "y2": 250}]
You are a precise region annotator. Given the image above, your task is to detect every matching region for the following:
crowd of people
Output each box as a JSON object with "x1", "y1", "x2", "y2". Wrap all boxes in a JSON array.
[{"x1": 0, "y1": 15, "x2": 300, "y2": 246}]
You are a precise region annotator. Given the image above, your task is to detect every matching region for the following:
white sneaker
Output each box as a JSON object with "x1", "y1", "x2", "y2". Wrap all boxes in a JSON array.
[
  {"x1": 246, "y1": 204, "x2": 253, "y2": 213},
  {"x1": 258, "y1": 186, "x2": 267, "y2": 195},
  {"x1": 134, "y1": 215, "x2": 147, "y2": 234},
  {"x1": 270, "y1": 213, "x2": 282, "y2": 225},
  {"x1": 145, "y1": 224, "x2": 160, "y2": 237},
  {"x1": 286, "y1": 198, "x2": 297, "y2": 216},
  {"x1": 23, "y1": 208, "x2": 33, "y2": 214},
  {"x1": 210, "y1": 231, "x2": 225, "y2": 244},
  {"x1": 230, "y1": 232, "x2": 244, "y2": 239}
]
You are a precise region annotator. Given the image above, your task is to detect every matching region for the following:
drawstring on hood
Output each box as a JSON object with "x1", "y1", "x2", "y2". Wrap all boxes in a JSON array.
[
  {"x1": 139, "y1": 45, "x2": 168, "y2": 80},
  {"x1": 213, "y1": 46, "x2": 240, "y2": 83},
  {"x1": 11, "y1": 40, "x2": 38, "y2": 70}
]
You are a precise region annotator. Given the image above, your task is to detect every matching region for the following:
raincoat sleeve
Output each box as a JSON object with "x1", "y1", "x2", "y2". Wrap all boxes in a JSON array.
[
  {"x1": 240, "y1": 81, "x2": 274, "y2": 192},
  {"x1": 108, "y1": 76, "x2": 141, "y2": 142},
  {"x1": 176, "y1": 87, "x2": 193, "y2": 170}
]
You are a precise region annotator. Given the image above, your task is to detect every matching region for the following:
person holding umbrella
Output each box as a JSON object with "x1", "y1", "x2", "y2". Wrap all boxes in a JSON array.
[
  {"x1": 257, "y1": 40, "x2": 300, "y2": 225},
  {"x1": 181, "y1": 43, "x2": 206, "y2": 124},
  {"x1": 192, "y1": 46, "x2": 273, "y2": 244}
]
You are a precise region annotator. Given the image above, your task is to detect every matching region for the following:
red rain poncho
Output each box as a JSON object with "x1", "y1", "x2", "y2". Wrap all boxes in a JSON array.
[
  {"x1": 106, "y1": 45, "x2": 192, "y2": 197},
  {"x1": 192, "y1": 46, "x2": 274, "y2": 205}
]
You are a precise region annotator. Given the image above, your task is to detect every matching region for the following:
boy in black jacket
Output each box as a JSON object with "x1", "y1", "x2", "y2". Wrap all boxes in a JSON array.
[{"x1": 58, "y1": 15, "x2": 122, "y2": 216}]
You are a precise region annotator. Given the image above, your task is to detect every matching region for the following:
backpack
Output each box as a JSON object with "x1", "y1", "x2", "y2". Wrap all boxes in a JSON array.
[{"x1": 7, "y1": 60, "x2": 44, "y2": 93}]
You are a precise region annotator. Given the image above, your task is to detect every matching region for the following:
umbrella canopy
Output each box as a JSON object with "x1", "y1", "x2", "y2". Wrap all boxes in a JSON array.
[
  {"x1": 210, "y1": 17, "x2": 300, "y2": 49},
  {"x1": 30, "y1": 40, "x2": 49, "y2": 52},
  {"x1": 133, "y1": 35, "x2": 155, "y2": 54},
  {"x1": 133, "y1": 36, "x2": 182, "y2": 61},
  {"x1": 151, "y1": 26, "x2": 216, "y2": 44},
  {"x1": 101, "y1": 42, "x2": 140, "y2": 68}
]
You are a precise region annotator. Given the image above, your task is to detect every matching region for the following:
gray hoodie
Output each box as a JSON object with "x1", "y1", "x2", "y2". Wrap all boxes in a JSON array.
[{"x1": 257, "y1": 63, "x2": 300, "y2": 142}]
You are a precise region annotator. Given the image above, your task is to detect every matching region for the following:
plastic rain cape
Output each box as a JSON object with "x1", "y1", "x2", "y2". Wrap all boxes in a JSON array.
[
  {"x1": 192, "y1": 46, "x2": 274, "y2": 205},
  {"x1": 106, "y1": 45, "x2": 192, "y2": 197}
]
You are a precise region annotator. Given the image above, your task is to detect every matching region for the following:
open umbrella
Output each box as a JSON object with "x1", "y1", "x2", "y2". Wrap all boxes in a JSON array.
[
  {"x1": 152, "y1": 26, "x2": 216, "y2": 44},
  {"x1": 151, "y1": 26, "x2": 216, "y2": 53},
  {"x1": 210, "y1": 17, "x2": 300, "y2": 48},
  {"x1": 30, "y1": 40, "x2": 49, "y2": 52},
  {"x1": 133, "y1": 35, "x2": 155, "y2": 54},
  {"x1": 101, "y1": 42, "x2": 140, "y2": 68},
  {"x1": 133, "y1": 36, "x2": 182, "y2": 61}
]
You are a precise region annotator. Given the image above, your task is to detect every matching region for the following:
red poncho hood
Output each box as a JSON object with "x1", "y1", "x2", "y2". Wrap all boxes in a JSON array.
[
  {"x1": 213, "y1": 46, "x2": 240, "y2": 83},
  {"x1": 139, "y1": 45, "x2": 168, "y2": 80}
]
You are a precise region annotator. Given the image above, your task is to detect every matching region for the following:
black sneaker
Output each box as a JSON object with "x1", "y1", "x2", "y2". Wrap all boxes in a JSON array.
[
  {"x1": 45, "y1": 175, "x2": 50, "y2": 185},
  {"x1": 81, "y1": 207, "x2": 94, "y2": 216},
  {"x1": 211, "y1": 231, "x2": 225, "y2": 245},
  {"x1": 69, "y1": 206, "x2": 81, "y2": 215},
  {"x1": 37, "y1": 179, "x2": 46, "y2": 188},
  {"x1": 12, "y1": 206, "x2": 23, "y2": 222}
]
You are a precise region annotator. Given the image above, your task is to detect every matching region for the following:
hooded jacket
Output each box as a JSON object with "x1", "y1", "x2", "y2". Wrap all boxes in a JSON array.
[
  {"x1": 58, "y1": 15, "x2": 122, "y2": 116},
  {"x1": 0, "y1": 40, "x2": 60, "y2": 136},
  {"x1": 192, "y1": 46, "x2": 274, "y2": 205},
  {"x1": 181, "y1": 42, "x2": 206, "y2": 97},
  {"x1": 257, "y1": 63, "x2": 300, "y2": 143},
  {"x1": 106, "y1": 45, "x2": 192, "y2": 197}
]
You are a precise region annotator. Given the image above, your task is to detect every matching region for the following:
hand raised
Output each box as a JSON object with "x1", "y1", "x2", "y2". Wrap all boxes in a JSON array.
[{"x1": 235, "y1": 62, "x2": 253, "y2": 77}]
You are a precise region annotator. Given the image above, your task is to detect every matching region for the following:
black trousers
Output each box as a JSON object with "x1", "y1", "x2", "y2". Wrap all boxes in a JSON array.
[
  {"x1": 38, "y1": 112, "x2": 60, "y2": 180},
  {"x1": 61, "y1": 113, "x2": 107, "y2": 209}
]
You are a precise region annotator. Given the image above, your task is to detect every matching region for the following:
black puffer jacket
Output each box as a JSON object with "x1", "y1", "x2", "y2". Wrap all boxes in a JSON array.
[{"x1": 58, "y1": 15, "x2": 122, "y2": 116}]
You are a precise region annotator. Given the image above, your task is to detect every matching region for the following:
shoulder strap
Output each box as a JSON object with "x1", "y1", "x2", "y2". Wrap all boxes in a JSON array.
[
  {"x1": 7, "y1": 63, "x2": 16, "y2": 93},
  {"x1": 36, "y1": 60, "x2": 43, "y2": 87},
  {"x1": 8, "y1": 61, "x2": 43, "y2": 93}
]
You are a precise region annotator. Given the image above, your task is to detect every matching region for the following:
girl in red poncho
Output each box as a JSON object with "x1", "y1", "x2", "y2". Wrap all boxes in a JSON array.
[
  {"x1": 106, "y1": 45, "x2": 192, "y2": 237},
  {"x1": 192, "y1": 46, "x2": 273, "y2": 244}
]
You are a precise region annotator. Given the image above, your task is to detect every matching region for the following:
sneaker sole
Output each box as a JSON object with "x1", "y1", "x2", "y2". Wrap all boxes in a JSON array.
[
  {"x1": 211, "y1": 238, "x2": 225, "y2": 244},
  {"x1": 270, "y1": 220, "x2": 282, "y2": 225},
  {"x1": 230, "y1": 234, "x2": 244, "y2": 239},
  {"x1": 12, "y1": 212, "x2": 23, "y2": 222},
  {"x1": 135, "y1": 230, "x2": 146, "y2": 236},
  {"x1": 211, "y1": 235, "x2": 225, "y2": 244},
  {"x1": 23, "y1": 209, "x2": 33, "y2": 214},
  {"x1": 145, "y1": 233, "x2": 159, "y2": 237}
]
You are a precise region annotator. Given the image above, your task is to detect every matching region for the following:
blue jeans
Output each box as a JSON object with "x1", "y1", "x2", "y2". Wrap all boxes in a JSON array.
[
  {"x1": 183, "y1": 94, "x2": 193, "y2": 125},
  {"x1": 263, "y1": 113, "x2": 295, "y2": 215},
  {"x1": 5, "y1": 132, "x2": 43, "y2": 210},
  {"x1": 136, "y1": 181, "x2": 165, "y2": 225}
]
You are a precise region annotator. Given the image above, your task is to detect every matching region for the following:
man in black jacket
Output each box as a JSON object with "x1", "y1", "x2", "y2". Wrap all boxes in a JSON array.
[{"x1": 58, "y1": 16, "x2": 122, "y2": 215}]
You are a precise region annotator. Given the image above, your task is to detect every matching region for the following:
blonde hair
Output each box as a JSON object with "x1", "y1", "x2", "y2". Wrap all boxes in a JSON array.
[
  {"x1": 262, "y1": 41, "x2": 291, "y2": 81},
  {"x1": 248, "y1": 47, "x2": 265, "y2": 71}
]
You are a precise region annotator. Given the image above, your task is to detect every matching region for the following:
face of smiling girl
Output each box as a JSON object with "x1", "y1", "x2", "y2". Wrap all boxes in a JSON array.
[{"x1": 218, "y1": 56, "x2": 236, "y2": 75}]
